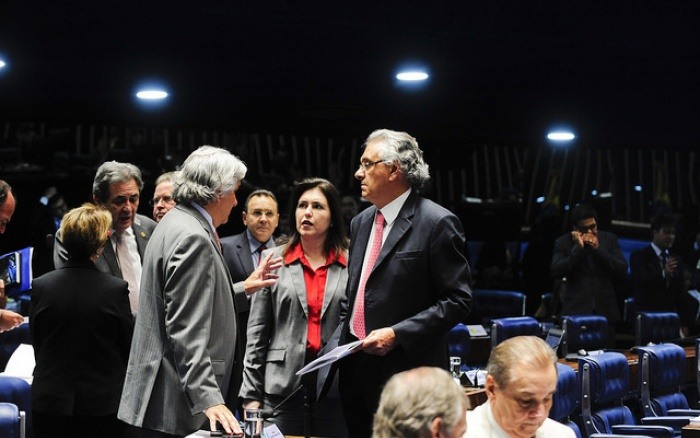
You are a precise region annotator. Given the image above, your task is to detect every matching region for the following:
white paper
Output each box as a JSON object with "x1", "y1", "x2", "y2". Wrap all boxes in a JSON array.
[{"x1": 295, "y1": 340, "x2": 362, "y2": 376}]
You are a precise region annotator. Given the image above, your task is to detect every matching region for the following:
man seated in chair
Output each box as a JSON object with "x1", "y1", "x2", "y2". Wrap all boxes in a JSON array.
[{"x1": 464, "y1": 336, "x2": 575, "y2": 438}]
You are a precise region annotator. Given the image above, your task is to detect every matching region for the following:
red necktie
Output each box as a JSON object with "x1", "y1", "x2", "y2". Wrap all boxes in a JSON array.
[{"x1": 352, "y1": 211, "x2": 385, "y2": 339}]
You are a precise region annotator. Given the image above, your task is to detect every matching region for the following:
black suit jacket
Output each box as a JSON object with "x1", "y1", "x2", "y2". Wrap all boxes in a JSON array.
[
  {"x1": 337, "y1": 191, "x2": 472, "y2": 376},
  {"x1": 551, "y1": 230, "x2": 628, "y2": 321},
  {"x1": 630, "y1": 245, "x2": 693, "y2": 324},
  {"x1": 30, "y1": 259, "x2": 134, "y2": 416}
]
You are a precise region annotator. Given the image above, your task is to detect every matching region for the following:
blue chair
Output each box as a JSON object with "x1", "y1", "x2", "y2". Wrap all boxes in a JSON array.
[
  {"x1": 561, "y1": 315, "x2": 609, "y2": 357},
  {"x1": 635, "y1": 312, "x2": 680, "y2": 346},
  {"x1": 623, "y1": 297, "x2": 636, "y2": 323},
  {"x1": 0, "y1": 376, "x2": 31, "y2": 438},
  {"x1": 490, "y1": 316, "x2": 540, "y2": 348},
  {"x1": 470, "y1": 289, "x2": 526, "y2": 325},
  {"x1": 447, "y1": 323, "x2": 470, "y2": 372},
  {"x1": 0, "y1": 402, "x2": 24, "y2": 438},
  {"x1": 637, "y1": 344, "x2": 700, "y2": 419},
  {"x1": 550, "y1": 363, "x2": 582, "y2": 437},
  {"x1": 579, "y1": 352, "x2": 675, "y2": 437}
]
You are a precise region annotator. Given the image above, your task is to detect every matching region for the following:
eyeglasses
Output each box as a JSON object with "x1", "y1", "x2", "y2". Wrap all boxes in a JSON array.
[
  {"x1": 149, "y1": 196, "x2": 175, "y2": 207},
  {"x1": 357, "y1": 160, "x2": 386, "y2": 172},
  {"x1": 576, "y1": 223, "x2": 597, "y2": 233}
]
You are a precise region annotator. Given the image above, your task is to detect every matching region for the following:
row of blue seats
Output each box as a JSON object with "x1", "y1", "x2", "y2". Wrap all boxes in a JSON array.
[{"x1": 552, "y1": 343, "x2": 699, "y2": 437}]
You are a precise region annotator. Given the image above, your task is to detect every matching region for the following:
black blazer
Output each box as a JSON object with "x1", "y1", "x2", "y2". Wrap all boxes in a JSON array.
[
  {"x1": 630, "y1": 245, "x2": 693, "y2": 324},
  {"x1": 30, "y1": 259, "x2": 134, "y2": 416},
  {"x1": 339, "y1": 191, "x2": 472, "y2": 367}
]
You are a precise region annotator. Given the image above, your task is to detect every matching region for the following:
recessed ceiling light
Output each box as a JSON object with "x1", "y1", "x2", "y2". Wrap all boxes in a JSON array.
[
  {"x1": 0, "y1": 59, "x2": 6, "y2": 69},
  {"x1": 547, "y1": 131, "x2": 575, "y2": 141},
  {"x1": 396, "y1": 71, "x2": 429, "y2": 82},
  {"x1": 136, "y1": 90, "x2": 168, "y2": 100}
]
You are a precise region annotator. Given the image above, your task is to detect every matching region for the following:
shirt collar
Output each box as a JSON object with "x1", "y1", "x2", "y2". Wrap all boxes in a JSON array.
[
  {"x1": 246, "y1": 229, "x2": 274, "y2": 253},
  {"x1": 651, "y1": 242, "x2": 667, "y2": 257},
  {"x1": 378, "y1": 188, "x2": 411, "y2": 226},
  {"x1": 191, "y1": 201, "x2": 216, "y2": 234},
  {"x1": 283, "y1": 242, "x2": 347, "y2": 267}
]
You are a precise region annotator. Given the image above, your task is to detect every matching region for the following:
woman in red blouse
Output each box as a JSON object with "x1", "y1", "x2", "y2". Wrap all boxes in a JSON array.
[{"x1": 240, "y1": 177, "x2": 350, "y2": 437}]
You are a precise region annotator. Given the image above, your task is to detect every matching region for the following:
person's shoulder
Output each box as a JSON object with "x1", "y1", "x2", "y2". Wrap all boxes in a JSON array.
[
  {"x1": 220, "y1": 232, "x2": 246, "y2": 245},
  {"x1": 538, "y1": 418, "x2": 576, "y2": 437},
  {"x1": 134, "y1": 213, "x2": 157, "y2": 232}
]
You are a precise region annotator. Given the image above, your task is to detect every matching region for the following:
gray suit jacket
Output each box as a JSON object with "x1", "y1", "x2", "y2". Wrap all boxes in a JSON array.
[
  {"x1": 117, "y1": 204, "x2": 237, "y2": 435},
  {"x1": 239, "y1": 245, "x2": 347, "y2": 404},
  {"x1": 53, "y1": 213, "x2": 157, "y2": 277}
]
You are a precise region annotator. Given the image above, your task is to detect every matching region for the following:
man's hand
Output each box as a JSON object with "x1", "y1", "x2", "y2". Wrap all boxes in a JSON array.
[
  {"x1": 571, "y1": 231, "x2": 584, "y2": 248},
  {"x1": 665, "y1": 255, "x2": 679, "y2": 276},
  {"x1": 0, "y1": 309, "x2": 24, "y2": 332},
  {"x1": 243, "y1": 252, "x2": 283, "y2": 296},
  {"x1": 360, "y1": 327, "x2": 396, "y2": 356},
  {"x1": 582, "y1": 232, "x2": 599, "y2": 249},
  {"x1": 204, "y1": 404, "x2": 241, "y2": 436}
]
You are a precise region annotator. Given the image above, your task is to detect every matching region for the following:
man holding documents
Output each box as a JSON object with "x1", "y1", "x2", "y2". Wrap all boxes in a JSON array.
[
  {"x1": 240, "y1": 178, "x2": 348, "y2": 437},
  {"x1": 336, "y1": 129, "x2": 472, "y2": 437}
]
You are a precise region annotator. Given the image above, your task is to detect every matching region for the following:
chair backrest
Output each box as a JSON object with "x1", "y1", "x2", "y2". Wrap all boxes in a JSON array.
[
  {"x1": 561, "y1": 315, "x2": 608, "y2": 357},
  {"x1": 0, "y1": 402, "x2": 22, "y2": 438},
  {"x1": 635, "y1": 312, "x2": 680, "y2": 346},
  {"x1": 447, "y1": 323, "x2": 470, "y2": 371},
  {"x1": 637, "y1": 343, "x2": 689, "y2": 417},
  {"x1": 0, "y1": 376, "x2": 30, "y2": 437},
  {"x1": 623, "y1": 297, "x2": 636, "y2": 323},
  {"x1": 550, "y1": 362, "x2": 582, "y2": 437},
  {"x1": 471, "y1": 289, "x2": 526, "y2": 325},
  {"x1": 579, "y1": 352, "x2": 636, "y2": 436},
  {"x1": 490, "y1": 316, "x2": 540, "y2": 348}
]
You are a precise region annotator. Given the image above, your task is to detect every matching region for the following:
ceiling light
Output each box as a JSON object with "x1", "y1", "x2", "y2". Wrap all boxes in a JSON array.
[
  {"x1": 0, "y1": 59, "x2": 6, "y2": 69},
  {"x1": 136, "y1": 90, "x2": 168, "y2": 100},
  {"x1": 396, "y1": 71, "x2": 429, "y2": 82},
  {"x1": 547, "y1": 131, "x2": 576, "y2": 141}
]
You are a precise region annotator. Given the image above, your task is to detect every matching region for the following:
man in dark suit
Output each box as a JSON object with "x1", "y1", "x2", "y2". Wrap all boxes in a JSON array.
[
  {"x1": 631, "y1": 213, "x2": 694, "y2": 330},
  {"x1": 220, "y1": 188, "x2": 279, "y2": 410},
  {"x1": 335, "y1": 129, "x2": 472, "y2": 437},
  {"x1": 54, "y1": 161, "x2": 157, "y2": 315},
  {"x1": 551, "y1": 203, "x2": 628, "y2": 343}
]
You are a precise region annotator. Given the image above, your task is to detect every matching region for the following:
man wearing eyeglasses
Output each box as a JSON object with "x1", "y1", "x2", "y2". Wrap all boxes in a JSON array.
[
  {"x1": 551, "y1": 203, "x2": 627, "y2": 344},
  {"x1": 54, "y1": 161, "x2": 157, "y2": 315},
  {"x1": 151, "y1": 171, "x2": 176, "y2": 222},
  {"x1": 330, "y1": 129, "x2": 472, "y2": 437}
]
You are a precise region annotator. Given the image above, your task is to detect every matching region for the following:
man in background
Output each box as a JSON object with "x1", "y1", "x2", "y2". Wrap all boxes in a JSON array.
[
  {"x1": 220, "y1": 188, "x2": 280, "y2": 409},
  {"x1": 631, "y1": 213, "x2": 695, "y2": 331},
  {"x1": 551, "y1": 203, "x2": 627, "y2": 345},
  {"x1": 151, "y1": 172, "x2": 176, "y2": 222},
  {"x1": 0, "y1": 179, "x2": 24, "y2": 331},
  {"x1": 54, "y1": 161, "x2": 157, "y2": 315}
]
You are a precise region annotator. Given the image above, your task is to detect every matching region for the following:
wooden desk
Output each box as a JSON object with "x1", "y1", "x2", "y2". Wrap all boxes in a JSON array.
[{"x1": 682, "y1": 423, "x2": 700, "y2": 438}]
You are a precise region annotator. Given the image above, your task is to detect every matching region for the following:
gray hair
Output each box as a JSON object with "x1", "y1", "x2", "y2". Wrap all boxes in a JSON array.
[
  {"x1": 365, "y1": 129, "x2": 430, "y2": 190},
  {"x1": 155, "y1": 171, "x2": 175, "y2": 186},
  {"x1": 372, "y1": 367, "x2": 467, "y2": 438},
  {"x1": 92, "y1": 161, "x2": 144, "y2": 203},
  {"x1": 487, "y1": 336, "x2": 558, "y2": 390},
  {"x1": 173, "y1": 145, "x2": 247, "y2": 205}
]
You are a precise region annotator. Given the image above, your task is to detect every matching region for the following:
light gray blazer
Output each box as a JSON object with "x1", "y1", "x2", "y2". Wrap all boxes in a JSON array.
[
  {"x1": 118, "y1": 204, "x2": 237, "y2": 435},
  {"x1": 239, "y1": 245, "x2": 347, "y2": 405}
]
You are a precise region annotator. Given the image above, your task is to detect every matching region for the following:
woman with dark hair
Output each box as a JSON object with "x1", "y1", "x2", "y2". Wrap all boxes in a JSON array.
[
  {"x1": 30, "y1": 203, "x2": 134, "y2": 437},
  {"x1": 240, "y1": 177, "x2": 349, "y2": 437}
]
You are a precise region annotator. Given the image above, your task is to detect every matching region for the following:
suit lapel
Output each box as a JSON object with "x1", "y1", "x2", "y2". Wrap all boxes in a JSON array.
[
  {"x1": 132, "y1": 221, "x2": 151, "y2": 258},
  {"x1": 371, "y1": 194, "x2": 417, "y2": 272},
  {"x1": 100, "y1": 241, "x2": 122, "y2": 278},
  {"x1": 237, "y1": 234, "x2": 256, "y2": 275},
  {"x1": 321, "y1": 263, "x2": 341, "y2": 317},
  {"x1": 289, "y1": 262, "x2": 309, "y2": 318}
]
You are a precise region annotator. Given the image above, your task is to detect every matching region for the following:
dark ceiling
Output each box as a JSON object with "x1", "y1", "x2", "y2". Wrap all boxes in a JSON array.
[{"x1": 1, "y1": 1, "x2": 699, "y2": 149}]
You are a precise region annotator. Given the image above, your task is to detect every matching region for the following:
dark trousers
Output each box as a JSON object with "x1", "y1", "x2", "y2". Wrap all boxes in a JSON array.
[
  {"x1": 33, "y1": 410, "x2": 126, "y2": 438},
  {"x1": 339, "y1": 351, "x2": 401, "y2": 438}
]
